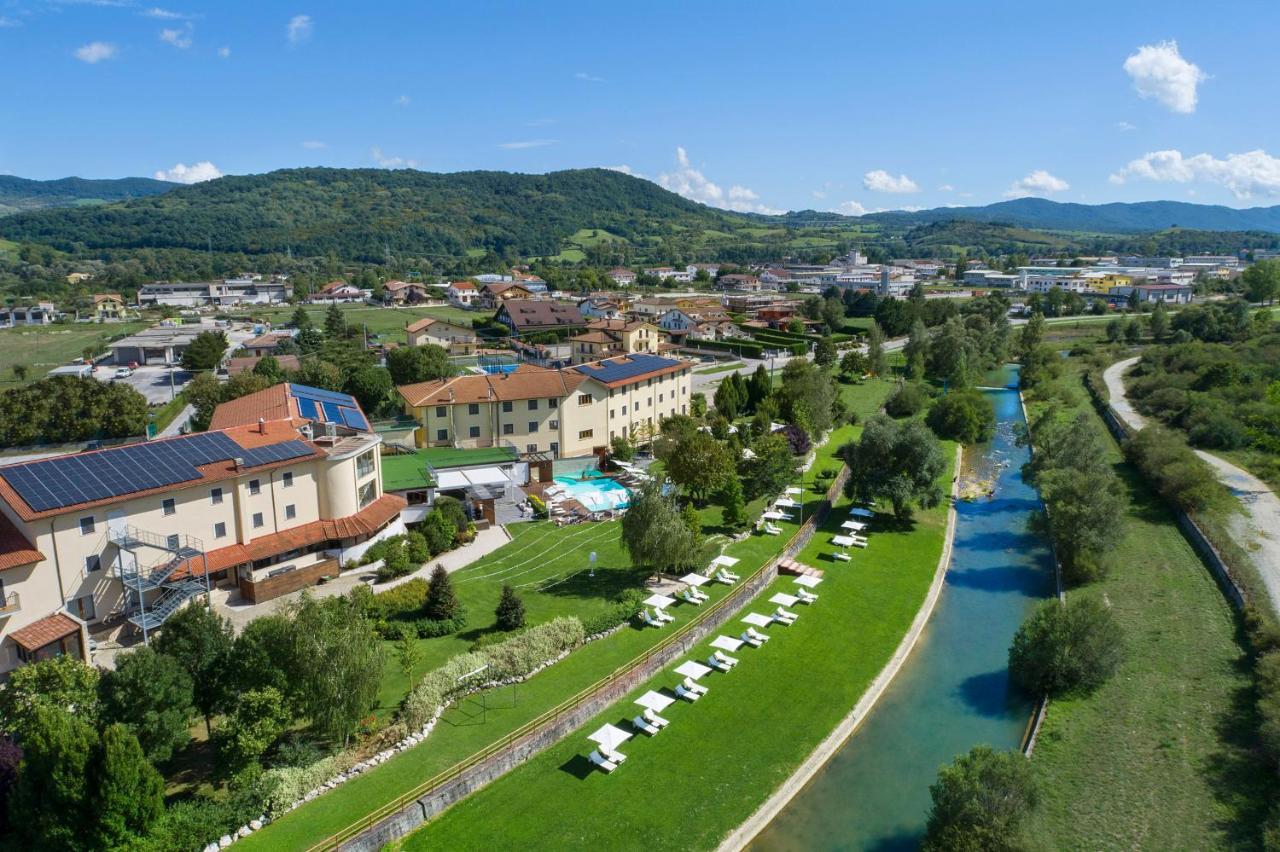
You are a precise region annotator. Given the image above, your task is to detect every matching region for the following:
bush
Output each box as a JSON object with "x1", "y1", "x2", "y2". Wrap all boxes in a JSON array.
[
  {"x1": 495, "y1": 585, "x2": 526, "y2": 631},
  {"x1": 885, "y1": 383, "x2": 928, "y2": 418},
  {"x1": 924, "y1": 745, "x2": 1037, "y2": 852},
  {"x1": 528, "y1": 494, "x2": 548, "y2": 518},
  {"x1": 926, "y1": 391, "x2": 996, "y2": 444},
  {"x1": 1124, "y1": 426, "x2": 1227, "y2": 513},
  {"x1": 376, "y1": 543, "x2": 412, "y2": 581},
  {"x1": 580, "y1": 589, "x2": 646, "y2": 635},
  {"x1": 1009, "y1": 598, "x2": 1124, "y2": 697},
  {"x1": 414, "y1": 614, "x2": 467, "y2": 638}
]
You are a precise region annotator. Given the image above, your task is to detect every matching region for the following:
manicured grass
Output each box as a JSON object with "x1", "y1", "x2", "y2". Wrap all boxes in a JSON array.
[
  {"x1": 0, "y1": 320, "x2": 150, "y2": 378},
  {"x1": 404, "y1": 449, "x2": 956, "y2": 851},
  {"x1": 1023, "y1": 365, "x2": 1270, "y2": 849}
]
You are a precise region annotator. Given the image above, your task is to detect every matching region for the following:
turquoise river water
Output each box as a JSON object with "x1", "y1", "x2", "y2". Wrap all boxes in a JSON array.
[{"x1": 750, "y1": 368, "x2": 1055, "y2": 851}]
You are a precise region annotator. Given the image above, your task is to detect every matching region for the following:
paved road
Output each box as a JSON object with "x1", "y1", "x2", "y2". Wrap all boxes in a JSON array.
[
  {"x1": 1106, "y1": 356, "x2": 1280, "y2": 616},
  {"x1": 689, "y1": 335, "x2": 907, "y2": 393}
]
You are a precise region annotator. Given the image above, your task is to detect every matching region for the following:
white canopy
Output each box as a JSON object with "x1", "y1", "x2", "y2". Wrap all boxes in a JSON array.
[
  {"x1": 643, "y1": 594, "x2": 677, "y2": 610},
  {"x1": 774, "y1": 497, "x2": 800, "y2": 508},
  {"x1": 436, "y1": 466, "x2": 511, "y2": 490},
  {"x1": 842, "y1": 520, "x2": 867, "y2": 532},
  {"x1": 762, "y1": 511, "x2": 787, "y2": 520},
  {"x1": 711, "y1": 555, "x2": 740, "y2": 568},
  {"x1": 784, "y1": 487, "x2": 802, "y2": 495},
  {"x1": 588, "y1": 723, "x2": 633, "y2": 751},
  {"x1": 742, "y1": 612, "x2": 774, "y2": 627},
  {"x1": 770, "y1": 592, "x2": 800, "y2": 607},
  {"x1": 635, "y1": 690, "x2": 676, "y2": 712},
  {"x1": 680, "y1": 572, "x2": 711, "y2": 587},
  {"x1": 794, "y1": 575, "x2": 823, "y2": 589},
  {"x1": 711, "y1": 635, "x2": 744, "y2": 652},
  {"x1": 849, "y1": 507, "x2": 875, "y2": 519},
  {"x1": 675, "y1": 660, "x2": 713, "y2": 680},
  {"x1": 832, "y1": 534, "x2": 857, "y2": 547}
]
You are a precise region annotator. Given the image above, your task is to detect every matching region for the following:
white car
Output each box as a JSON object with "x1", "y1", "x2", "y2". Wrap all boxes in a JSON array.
[{"x1": 114, "y1": 367, "x2": 133, "y2": 379}]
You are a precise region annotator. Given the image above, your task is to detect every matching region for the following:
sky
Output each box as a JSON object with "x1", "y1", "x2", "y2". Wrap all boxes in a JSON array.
[{"x1": 3, "y1": 0, "x2": 1280, "y2": 214}]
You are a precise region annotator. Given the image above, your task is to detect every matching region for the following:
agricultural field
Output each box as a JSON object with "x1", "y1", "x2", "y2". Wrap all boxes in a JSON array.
[
  {"x1": 0, "y1": 319, "x2": 150, "y2": 383},
  {"x1": 228, "y1": 303, "x2": 480, "y2": 342}
]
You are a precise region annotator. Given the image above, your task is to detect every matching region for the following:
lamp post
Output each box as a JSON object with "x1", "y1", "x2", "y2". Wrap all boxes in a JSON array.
[{"x1": 589, "y1": 550, "x2": 597, "y2": 579}]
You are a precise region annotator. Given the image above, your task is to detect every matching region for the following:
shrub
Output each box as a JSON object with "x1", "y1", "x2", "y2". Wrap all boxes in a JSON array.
[
  {"x1": 528, "y1": 494, "x2": 548, "y2": 518},
  {"x1": 422, "y1": 510, "x2": 456, "y2": 555},
  {"x1": 1124, "y1": 426, "x2": 1227, "y2": 513},
  {"x1": 495, "y1": 584, "x2": 526, "y2": 631},
  {"x1": 362, "y1": 577, "x2": 429, "y2": 626},
  {"x1": 580, "y1": 590, "x2": 646, "y2": 635},
  {"x1": 926, "y1": 391, "x2": 996, "y2": 444},
  {"x1": 884, "y1": 383, "x2": 928, "y2": 418},
  {"x1": 1009, "y1": 598, "x2": 1124, "y2": 697},
  {"x1": 414, "y1": 614, "x2": 467, "y2": 638},
  {"x1": 425, "y1": 565, "x2": 460, "y2": 620},
  {"x1": 924, "y1": 745, "x2": 1037, "y2": 852},
  {"x1": 406, "y1": 531, "x2": 430, "y2": 564},
  {"x1": 376, "y1": 542, "x2": 412, "y2": 582}
]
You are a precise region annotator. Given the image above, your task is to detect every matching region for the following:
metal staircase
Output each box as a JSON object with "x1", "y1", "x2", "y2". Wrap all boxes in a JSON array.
[{"x1": 109, "y1": 525, "x2": 210, "y2": 643}]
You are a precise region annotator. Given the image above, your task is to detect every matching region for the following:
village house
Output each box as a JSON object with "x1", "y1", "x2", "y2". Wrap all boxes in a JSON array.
[
  {"x1": 446, "y1": 281, "x2": 481, "y2": 309},
  {"x1": 478, "y1": 281, "x2": 536, "y2": 309},
  {"x1": 494, "y1": 300, "x2": 584, "y2": 338},
  {"x1": 404, "y1": 317, "x2": 479, "y2": 354},
  {"x1": 382, "y1": 280, "x2": 432, "y2": 304},
  {"x1": 90, "y1": 294, "x2": 127, "y2": 321},
  {"x1": 0, "y1": 302, "x2": 60, "y2": 327},
  {"x1": 240, "y1": 331, "x2": 294, "y2": 357},
  {"x1": 606, "y1": 267, "x2": 637, "y2": 286},
  {"x1": 567, "y1": 319, "x2": 662, "y2": 364},
  {"x1": 308, "y1": 280, "x2": 368, "y2": 303},
  {"x1": 578, "y1": 297, "x2": 625, "y2": 320}
]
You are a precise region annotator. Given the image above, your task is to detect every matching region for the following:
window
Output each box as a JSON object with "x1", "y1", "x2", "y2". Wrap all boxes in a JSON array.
[
  {"x1": 357, "y1": 481, "x2": 376, "y2": 508},
  {"x1": 621, "y1": 405, "x2": 628, "y2": 415},
  {"x1": 79, "y1": 516, "x2": 95, "y2": 536},
  {"x1": 167, "y1": 534, "x2": 180, "y2": 549},
  {"x1": 214, "y1": 521, "x2": 227, "y2": 539},
  {"x1": 503, "y1": 423, "x2": 514, "y2": 435},
  {"x1": 468, "y1": 403, "x2": 480, "y2": 415},
  {"x1": 162, "y1": 498, "x2": 175, "y2": 516},
  {"x1": 549, "y1": 420, "x2": 558, "y2": 429},
  {"x1": 210, "y1": 487, "x2": 223, "y2": 505},
  {"x1": 648, "y1": 397, "x2": 652, "y2": 407},
  {"x1": 285, "y1": 504, "x2": 296, "y2": 520},
  {"x1": 85, "y1": 554, "x2": 102, "y2": 573},
  {"x1": 528, "y1": 421, "x2": 539, "y2": 433},
  {"x1": 659, "y1": 393, "x2": 664, "y2": 402},
  {"x1": 526, "y1": 443, "x2": 538, "y2": 453},
  {"x1": 578, "y1": 429, "x2": 594, "y2": 440},
  {"x1": 282, "y1": 471, "x2": 294, "y2": 488},
  {"x1": 436, "y1": 428, "x2": 448, "y2": 441},
  {"x1": 248, "y1": 479, "x2": 261, "y2": 495},
  {"x1": 356, "y1": 450, "x2": 375, "y2": 478},
  {"x1": 435, "y1": 406, "x2": 446, "y2": 417},
  {"x1": 502, "y1": 401, "x2": 513, "y2": 413},
  {"x1": 469, "y1": 425, "x2": 481, "y2": 438},
  {"x1": 548, "y1": 398, "x2": 558, "y2": 409},
  {"x1": 252, "y1": 512, "x2": 264, "y2": 529},
  {"x1": 578, "y1": 395, "x2": 592, "y2": 406},
  {"x1": 67, "y1": 594, "x2": 96, "y2": 622}
]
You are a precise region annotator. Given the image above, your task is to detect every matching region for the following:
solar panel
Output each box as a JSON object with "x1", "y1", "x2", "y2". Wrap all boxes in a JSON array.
[
  {"x1": 578, "y1": 354, "x2": 679, "y2": 384},
  {"x1": 288, "y1": 384, "x2": 358, "y2": 405},
  {"x1": 320, "y1": 401, "x2": 346, "y2": 424},
  {"x1": 340, "y1": 407, "x2": 370, "y2": 431},
  {"x1": 295, "y1": 397, "x2": 320, "y2": 420}
]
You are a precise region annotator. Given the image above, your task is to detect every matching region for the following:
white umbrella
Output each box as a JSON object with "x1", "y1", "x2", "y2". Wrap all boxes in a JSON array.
[
  {"x1": 742, "y1": 612, "x2": 774, "y2": 627},
  {"x1": 762, "y1": 510, "x2": 787, "y2": 520},
  {"x1": 635, "y1": 690, "x2": 676, "y2": 712},
  {"x1": 832, "y1": 534, "x2": 856, "y2": 547},
  {"x1": 770, "y1": 592, "x2": 800, "y2": 607},
  {"x1": 774, "y1": 497, "x2": 800, "y2": 508},
  {"x1": 674, "y1": 660, "x2": 713, "y2": 680},
  {"x1": 841, "y1": 520, "x2": 867, "y2": 532},
  {"x1": 680, "y1": 572, "x2": 711, "y2": 587},
  {"x1": 711, "y1": 555, "x2": 740, "y2": 567},
  {"x1": 643, "y1": 593, "x2": 677, "y2": 610},
  {"x1": 711, "y1": 635, "x2": 744, "y2": 651},
  {"x1": 794, "y1": 575, "x2": 823, "y2": 589},
  {"x1": 784, "y1": 487, "x2": 802, "y2": 495},
  {"x1": 588, "y1": 723, "x2": 633, "y2": 751}
]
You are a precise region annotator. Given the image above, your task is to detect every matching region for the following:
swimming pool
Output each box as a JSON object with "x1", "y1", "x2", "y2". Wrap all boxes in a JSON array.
[{"x1": 550, "y1": 474, "x2": 630, "y2": 512}]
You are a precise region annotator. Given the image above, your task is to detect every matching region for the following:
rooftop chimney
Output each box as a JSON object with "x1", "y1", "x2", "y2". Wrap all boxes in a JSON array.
[{"x1": 258, "y1": 416, "x2": 266, "y2": 434}]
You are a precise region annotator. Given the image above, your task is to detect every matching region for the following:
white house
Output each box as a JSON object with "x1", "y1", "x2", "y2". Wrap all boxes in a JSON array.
[{"x1": 447, "y1": 281, "x2": 481, "y2": 308}]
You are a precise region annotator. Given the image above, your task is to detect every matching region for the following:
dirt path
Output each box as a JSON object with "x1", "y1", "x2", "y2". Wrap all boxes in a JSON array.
[{"x1": 1106, "y1": 357, "x2": 1280, "y2": 616}]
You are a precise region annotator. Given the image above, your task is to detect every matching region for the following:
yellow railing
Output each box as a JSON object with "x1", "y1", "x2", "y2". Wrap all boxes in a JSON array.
[{"x1": 305, "y1": 472, "x2": 846, "y2": 850}]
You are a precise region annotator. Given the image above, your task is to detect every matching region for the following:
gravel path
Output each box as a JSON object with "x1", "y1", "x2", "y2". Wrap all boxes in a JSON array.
[{"x1": 1105, "y1": 356, "x2": 1280, "y2": 616}]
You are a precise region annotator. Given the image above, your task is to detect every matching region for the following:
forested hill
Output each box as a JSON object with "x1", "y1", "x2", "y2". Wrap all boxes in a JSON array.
[
  {"x1": 862, "y1": 197, "x2": 1280, "y2": 234},
  {"x1": 0, "y1": 175, "x2": 175, "y2": 216},
  {"x1": 0, "y1": 167, "x2": 743, "y2": 262}
]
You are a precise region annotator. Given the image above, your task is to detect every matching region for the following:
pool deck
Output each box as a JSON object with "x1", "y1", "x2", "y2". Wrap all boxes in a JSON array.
[{"x1": 522, "y1": 473, "x2": 629, "y2": 521}]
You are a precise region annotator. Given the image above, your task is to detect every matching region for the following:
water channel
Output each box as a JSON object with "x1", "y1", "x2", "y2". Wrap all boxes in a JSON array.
[{"x1": 750, "y1": 366, "x2": 1055, "y2": 851}]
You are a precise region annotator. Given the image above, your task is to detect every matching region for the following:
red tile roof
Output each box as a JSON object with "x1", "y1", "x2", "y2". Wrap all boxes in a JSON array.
[
  {"x1": 398, "y1": 364, "x2": 587, "y2": 407},
  {"x1": 226, "y1": 355, "x2": 301, "y2": 376},
  {"x1": 404, "y1": 317, "x2": 476, "y2": 335},
  {"x1": 208, "y1": 384, "x2": 294, "y2": 430},
  {"x1": 0, "y1": 512, "x2": 43, "y2": 572},
  {"x1": 10, "y1": 612, "x2": 81, "y2": 652}
]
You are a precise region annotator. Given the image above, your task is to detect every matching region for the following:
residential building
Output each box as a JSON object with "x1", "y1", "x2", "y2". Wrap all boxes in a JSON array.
[
  {"x1": 577, "y1": 297, "x2": 625, "y2": 320},
  {"x1": 91, "y1": 294, "x2": 127, "y2": 321},
  {"x1": 404, "y1": 317, "x2": 479, "y2": 354},
  {"x1": 308, "y1": 281, "x2": 368, "y2": 303},
  {"x1": 0, "y1": 302, "x2": 59, "y2": 327},
  {"x1": 138, "y1": 277, "x2": 289, "y2": 307},
  {"x1": 110, "y1": 322, "x2": 228, "y2": 367},
  {"x1": 478, "y1": 282, "x2": 535, "y2": 309},
  {"x1": 0, "y1": 383, "x2": 403, "y2": 675},
  {"x1": 494, "y1": 300, "x2": 584, "y2": 337},
  {"x1": 1112, "y1": 283, "x2": 1194, "y2": 304},
  {"x1": 606, "y1": 267, "x2": 637, "y2": 286},
  {"x1": 446, "y1": 281, "x2": 481, "y2": 309},
  {"x1": 241, "y1": 331, "x2": 293, "y2": 357},
  {"x1": 568, "y1": 319, "x2": 661, "y2": 364},
  {"x1": 66, "y1": 272, "x2": 95, "y2": 285},
  {"x1": 717, "y1": 273, "x2": 762, "y2": 291},
  {"x1": 383, "y1": 280, "x2": 432, "y2": 304},
  {"x1": 398, "y1": 354, "x2": 692, "y2": 458},
  {"x1": 643, "y1": 265, "x2": 694, "y2": 283}
]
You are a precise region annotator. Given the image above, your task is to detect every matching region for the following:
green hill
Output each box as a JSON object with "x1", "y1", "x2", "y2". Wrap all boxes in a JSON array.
[{"x1": 0, "y1": 175, "x2": 176, "y2": 216}]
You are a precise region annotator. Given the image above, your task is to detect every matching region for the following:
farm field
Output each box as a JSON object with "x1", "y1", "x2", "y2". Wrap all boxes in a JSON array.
[
  {"x1": 227, "y1": 303, "x2": 479, "y2": 341},
  {"x1": 0, "y1": 319, "x2": 150, "y2": 382}
]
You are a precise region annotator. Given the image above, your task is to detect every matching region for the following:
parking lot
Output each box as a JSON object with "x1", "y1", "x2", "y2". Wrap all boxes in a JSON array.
[{"x1": 91, "y1": 364, "x2": 193, "y2": 404}]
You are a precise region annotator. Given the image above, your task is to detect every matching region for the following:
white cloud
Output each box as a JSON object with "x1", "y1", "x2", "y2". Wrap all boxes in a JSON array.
[
  {"x1": 159, "y1": 23, "x2": 193, "y2": 49},
  {"x1": 604, "y1": 164, "x2": 639, "y2": 177},
  {"x1": 142, "y1": 7, "x2": 193, "y2": 19},
  {"x1": 1123, "y1": 40, "x2": 1205, "y2": 114},
  {"x1": 301, "y1": 140, "x2": 326, "y2": 149},
  {"x1": 74, "y1": 41, "x2": 118, "y2": 63},
  {"x1": 575, "y1": 72, "x2": 605, "y2": 82},
  {"x1": 154, "y1": 161, "x2": 222, "y2": 183},
  {"x1": 1116, "y1": 120, "x2": 1137, "y2": 132},
  {"x1": 0, "y1": 15, "x2": 22, "y2": 26},
  {"x1": 811, "y1": 189, "x2": 827, "y2": 199},
  {"x1": 1004, "y1": 169, "x2": 1070, "y2": 198},
  {"x1": 1110, "y1": 148, "x2": 1280, "y2": 199},
  {"x1": 937, "y1": 184, "x2": 954, "y2": 192},
  {"x1": 394, "y1": 94, "x2": 410, "y2": 106},
  {"x1": 862, "y1": 169, "x2": 920, "y2": 194},
  {"x1": 286, "y1": 14, "x2": 312, "y2": 45},
  {"x1": 498, "y1": 139, "x2": 556, "y2": 149},
  {"x1": 657, "y1": 147, "x2": 782, "y2": 215},
  {"x1": 834, "y1": 200, "x2": 870, "y2": 216},
  {"x1": 371, "y1": 147, "x2": 417, "y2": 169},
  {"x1": 216, "y1": 45, "x2": 230, "y2": 58}
]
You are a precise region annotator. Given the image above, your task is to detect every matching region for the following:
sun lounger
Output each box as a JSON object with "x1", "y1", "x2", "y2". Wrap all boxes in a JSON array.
[
  {"x1": 832, "y1": 551, "x2": 852, "y2": 562},
  {"x1": 632, "y1": 715, "x2": 660, "y2": 736},
  {"x1": 638, "y1": 609, "x2": 663, "y2": 628},
  {"x1": 773, "y1": 607, "x2": 798, "y2": 625},
  {"x1": 708, "y1": 655, "x2": 732, "y2": 672},
  {"x1": 716, "y1": 570, "x2": 737, "y2": 585},
  {"x1": 691, "y1": 587, "x2": 711, "y2": 602},
  {"x1": 763, "y1": 523, "x2": 782, "y2": 536},
  {"x1": 682, "y1": 676, "x2": 709, "y2": 696},
  {"x1": 654, "y1": 608, "x2": 675, "y2": 624},
  {"x1": 680, "y1": 590, "x2": 703, "y2": 606},
  {"x1": 746, "y1": 627, "x2": 771, "y2": 644},
  {"x1": 713, "y1": 650, "x2": 739, "y2": 668},
  {"x1": 588, "y1": 749, "x2": 618, "y2": 773},
  {"x1": 643, "y1": 707, "x2": 670, "y2": 729},
  {"x1": 675, "y1": 683, "x2": 702, "y2": 702},
  {"x1": 741, "y1": 631, "x2": 763, "y2": 647},
  {"x1": 796, "y1": 589, "x2": 818, "y2": 604},
  {"x1": 601, "y1": 745, "x2": 627, "y2": 764}
]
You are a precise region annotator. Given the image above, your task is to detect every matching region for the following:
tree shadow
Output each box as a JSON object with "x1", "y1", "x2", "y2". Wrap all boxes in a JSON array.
[
  {"x1": 954, "y1": 669, "x2": 1018, "y2": 718},
  {"x1": 532, "y1": 566, "x2": 653, "y2": 603},
  {"x1": 946, "y1": 565, "x2": 1044, "y2": 595},
  {"x1": 864, "y1": 829, "x2": 923, "y2": 852},
  {"x1": 1202, "y1": 651, "x2": 1271, "y2": 849}
]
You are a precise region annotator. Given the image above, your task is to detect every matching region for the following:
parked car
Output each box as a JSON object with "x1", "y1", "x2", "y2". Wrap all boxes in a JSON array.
[{"x1": 114, "y1": 367, "x2": 133, "y2": 379}]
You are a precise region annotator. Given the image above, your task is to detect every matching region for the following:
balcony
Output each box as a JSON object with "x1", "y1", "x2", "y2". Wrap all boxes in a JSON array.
[{"x1": 0, "y1": 591, "x2": 20, "y2": 616}]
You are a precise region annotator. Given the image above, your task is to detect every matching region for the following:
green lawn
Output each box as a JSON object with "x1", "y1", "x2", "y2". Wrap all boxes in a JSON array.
[
  {"x1": 404, "y1": 449, "x2": 956, "y2": 851},
  {"x1": 567, "y1": 228, "x2": 627, "y2": 247},
  {"x1": 1023, "y1": 365, "x2": 1270, "y2": 849},
  {"x1": 229, "y1": 304, "x2": 479, "y2": 342},
  {"x1": 0, "y1": 320, "x2": 150, "y2": 380}
]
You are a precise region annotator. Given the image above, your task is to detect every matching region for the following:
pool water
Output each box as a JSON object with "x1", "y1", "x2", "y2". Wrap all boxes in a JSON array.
[{"x1": 551, "y1": 474, "x2": 630, "y2": 512}]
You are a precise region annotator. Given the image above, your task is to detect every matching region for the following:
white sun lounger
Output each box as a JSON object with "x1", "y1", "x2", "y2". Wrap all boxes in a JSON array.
[
  {"x1": 675, "y1": 683, "x2": 702, "y2": 702},
  {"x1": 682, "y1": 676, "x2": 709, "y2": 696},
  {"x1": 774, "y1": 607, "x2": 799, "y2": 625},
  {"x1": 588, "y1": 749, "x2": 618, "y2": 773},
  {"x1": 632, "y1": 715, "x2": 660, "y2": 736},
  {"x1": 653, "y1": 608, "x2": 675, "y2": 624},
  {"x1": 680, "y1": 590, "x2": 703, "y2": 606},
  {"x1": 763, "y1": 523, "x2": 782, "y2": 536},
  {"x1": 741, "y1": 631, "x2": 764, "y2": 647},
  {"x1": 712, "y1": 650, "x2": 739, "y2": 669},
  {"x1": 796, "y1": 589, "x2": 818, "y2": 604},
  {"x1": 708, "y1": 655, "x2": 731, "y2": 673},
  {"x1": 832, "y1": 551, "x2": 852, "y2": 562},
  {"x1": 642, "y1": 707, "x2": 670, "y2": 728},
  {"x1": 638, "y1": 609, "x2": 663, "y2": 628},
  {"x1": 601, "y1": 746, "x2": 627, "y2": 765},
  {"x1": 746, "y1": 626, "x2": 771, "y2": 643},
  {"x1": 715, "y1": 570, "x2": 737, "y2": 585},
  {"x1": 688, "y1": 587, "x2": 710, "y2": 603}
]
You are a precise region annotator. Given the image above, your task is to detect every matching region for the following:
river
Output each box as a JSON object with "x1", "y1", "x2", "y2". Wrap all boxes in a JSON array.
[{"x1": 749, "y1": 367, "x2": 1055, "y2": 851}]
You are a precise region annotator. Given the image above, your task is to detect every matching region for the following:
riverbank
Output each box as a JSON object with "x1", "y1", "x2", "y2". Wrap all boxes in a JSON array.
[
  {"x1": 718, "y1": 444, "x2": 962, "y2": 851},
  {"x1": 399, "y1": 446, "x2": 958, "y2": 851}
]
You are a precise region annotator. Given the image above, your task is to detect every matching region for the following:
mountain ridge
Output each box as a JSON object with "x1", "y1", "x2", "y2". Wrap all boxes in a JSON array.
[{"x1": 0, "y1": 175, "x2": 176, "y2": 216}]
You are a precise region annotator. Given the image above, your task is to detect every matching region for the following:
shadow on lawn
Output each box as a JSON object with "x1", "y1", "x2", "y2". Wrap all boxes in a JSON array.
[
  {"x1": 534, "y1": 566, "x2": 651, "y2": 603},
  {"x1": 1203, "y1": 646, "x2": 1271, "y2": 848},
  {"x1": 559, "y1": 754, "x2": 597, "y2": 780}
]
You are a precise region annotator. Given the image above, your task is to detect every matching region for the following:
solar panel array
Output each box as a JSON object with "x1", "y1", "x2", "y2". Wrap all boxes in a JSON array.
[
  {"x1": 288, "y1": 384, "x2": 369, "y2": 432},
  {"x1": 575, "y1": 354, "x2": 680, "y2": 384},
  {"x1": 0, "y1": 433, "x2": 314, "y2": 513}
]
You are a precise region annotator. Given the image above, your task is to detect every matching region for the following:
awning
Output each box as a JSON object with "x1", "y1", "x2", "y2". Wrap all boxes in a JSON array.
[
  {"x1": 711, "y1": 555, "x2": 740, "y2": 568},
  {"x1": 10, "y1": 612, "x2": 80, "y2": 652},
  {"x1": 842, "y1": 520, "x2": 867, "y2": 532},
  {"x1": 832, "y1": 535, "x2": 856, "y2": 547},
  {"x1": 588, "y1": 723, "x2": 633, "y2": 751},
  {"x1": 794, "y1": 575, "x2": 823, "y2": 589},
  {"x1": 437, "y1": 466, "x2": 512, "y2": 490},
  {"x1": 742, "y1": 612, "x2": 773, "y2": 627},
  {"x1": 770, "y1": 592, "x2": 800, "y2": 607},
  {"x1": 680, "y1": 572, "x2": 711, "y2": 587}
]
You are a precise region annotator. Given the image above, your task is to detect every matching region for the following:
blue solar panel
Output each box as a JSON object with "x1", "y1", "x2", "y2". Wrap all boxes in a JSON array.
[
  {"x1": 340, "y1": 407, "x2": 370, "y2": 431},
  {"x1": 576, "y1": 354, "x2": 679, "y2": 384},
  {"x1": 286, "y1": 383, "x2": 369, "y2": 431},
  {"x1": 295, "y1": 397, "x2": 320, "y2": 420},
  {"x1": 288, "y1": 384, "x2": 358, "y2": 405},
  {"x1": 320, "y1": 401, "x2": 346, "y2": 423}
]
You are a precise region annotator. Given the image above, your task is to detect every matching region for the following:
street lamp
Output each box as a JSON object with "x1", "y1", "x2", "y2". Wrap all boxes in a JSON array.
[{"x1": 589, "y1": 551, "x2": 597, "y2": 579}]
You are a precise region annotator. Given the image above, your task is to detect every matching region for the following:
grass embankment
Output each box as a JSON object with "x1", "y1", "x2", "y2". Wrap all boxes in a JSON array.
[
  {"x1": 403, "y1": 447, "x2": 956, "y2": 851},
  {"x1": 1024, "y1": 364, "x2": 1270, "y2": 849}
]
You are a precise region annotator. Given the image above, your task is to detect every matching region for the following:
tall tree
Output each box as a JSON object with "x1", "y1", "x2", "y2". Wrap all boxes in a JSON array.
[
  {"x1": 842, "y1": 415, "x2": 946, "y2": 520},
  {"x1": 1243, "y1": 258, "x2": 1280, "y2": 304},
  {"x1": 666, "y1": 430, "x2": 735, "y2": 503},
  {"x1": 179, "y1": 330, "x2": 229, "y2": 371},
  {"x1": 1149, "y1": 299, "x2": 1170, "y2": 342},
  {"x1": 324, "y1": 302, "x2": 348, "y2": 337},
  {"x1": 620, "y1": 480, "x2": 700, "y2": 575},
  {"x1": 386, "y1": 344, "x2": 455, "y2": 385},
  {"x1": 814, "y1": 336, "x2": 837, "y2": 369},
  {"x1": 747, "y1": 364, "x2": 772, "y2": 411},
  {"x1": 92, "y1": 723, "x2": 164, "y2": 848},
  {"x1": 866, "y1": 320, "x2": 887, "y2": 376},
  {"x1": 924, "y1": 746, "x2": 1037, "y2": 852},
  {"x1": 495, "y1": 584, "x2": 526, "y2": 631},
  {"x1": 425, "y1": 565, "x2": 461, "y2": 620},
  {"x1": 289, "y1": 305, "x2": 313, "y2": 329},
  {"x1": 98, "y1": 646, "x2": 194, "y2": 765},
  {"x1": 927, "y1": 315, "x2": 977, "y2": 387},
  {"x1": 903, "y1": 319, "x2": 929, "y2": 381},
  {"x1": 154, "y1": 602, "x2": 235, "y2": 736},
  {"x1": 0, "y1": 655, "x2": 99, "y2": 740},
  {"x1": 289, "y1": 595, "x2": 384, "y2": 745},
  {"x1": 8, "y1": 708, "x2": 97, "y2": 850}
]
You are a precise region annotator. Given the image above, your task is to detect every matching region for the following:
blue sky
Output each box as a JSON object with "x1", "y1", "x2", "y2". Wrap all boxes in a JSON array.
[{"x1": 3, "y1": 0, "x2": 1279, "y2": 213}]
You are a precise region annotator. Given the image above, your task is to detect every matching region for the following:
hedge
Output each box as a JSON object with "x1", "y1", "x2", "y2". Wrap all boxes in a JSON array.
[{"x1": 687, "y1": 339, "x2": 765, "y2": 358}]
